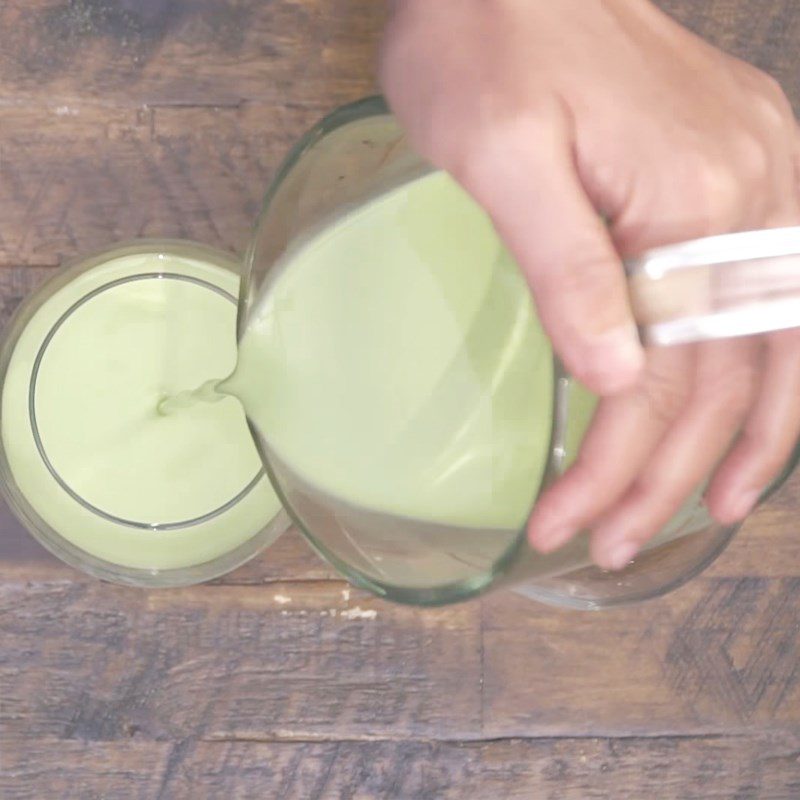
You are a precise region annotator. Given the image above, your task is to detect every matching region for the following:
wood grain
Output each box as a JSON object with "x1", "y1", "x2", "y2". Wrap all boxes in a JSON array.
[
  {"x1": 0, "y1": 579, "x2": 483, "y2": 742},
  {"x1": 1, "y1": 475, "x2": 798, "y2": 583},
  {"x1": 3, "y1": 565, "x2": 800, "y2": 747},
  {"x1": 3, "y1": 735, "x2": 799, "y2": 799},
  {"x1": 0, "y1": 266, "x2": 55, "y2": 325},
  {"x1": 0, "y1": 0, "x2": 385, "y2": 108},
  {"x1": 2, "y1": 1, "x2": 800, "y2": 799},
  {"x1": 0, "y1": 104, "x2": 327, "y2": 266},
  {"x1": 0, "y1": 2, "x2": 797, "y2": 113},
  {"x1": 483, "y1": 578, "x2": 800, "y2": 738}
]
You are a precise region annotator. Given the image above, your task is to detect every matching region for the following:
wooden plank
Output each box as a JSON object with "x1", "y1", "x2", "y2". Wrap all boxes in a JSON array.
[
  {"x1": 483, "y1": 574, "x2": 800, "y2": 738},
  {"x1": 0, "y1": 580, "x2": 482, "y2": 742},
  {"x1": 0, "y1": 2, "x2": 797, "y2": 269},
  {"x1": 2, "y1": 735, "x2": 799, "y2": 799},
  {"x1": 0, "y1": 2, "x2": 797, "y2": 115},
  {"x1": 702, "y1": 479, "x2": 800, "y2": 579},
  {"x1": 2, "y1": 489, "x2": 799, "y2": 582},
  {"x1": 1, "y1": 6, "x2": 800, "y2": 796},
  {"x1": 212, "y1": 531, "x2": 338, "y2": 584},
  {"x1": 0, "y1": 0, "x2": 384, "y2": 108},
  {"x1": 2, "y1": 567, "x2": 800, "y2": 744},
  {"x1": 0, "y1": 103, "x2": 327, "y2": 266},
  {"x1": 2, "y1": 499, "x2": 799, "y2": 582}
]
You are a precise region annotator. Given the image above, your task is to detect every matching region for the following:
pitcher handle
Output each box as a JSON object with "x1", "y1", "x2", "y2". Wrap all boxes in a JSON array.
[{"x1": 627, "y1": 226, "x2": 800, "y2": 346}]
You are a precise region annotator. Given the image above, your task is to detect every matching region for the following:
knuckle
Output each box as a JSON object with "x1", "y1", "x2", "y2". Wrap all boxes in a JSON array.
[
  {"x1": 716, "y1": 378, "x2": 753, "y2": 422},
  {"x1": 642, "y1": 386, "x2": 687, "y2": 427},
  {"x1": 442, "y1": 142, "x2": 486, "y2": 190},
  {"x1": 753, "y1": 73, "x2": 795, "y2": 129},
  {"x1": 732, "y1": 131, "x2": 772, "y2": 187},
  {"x1": 759, "y1": 72, "x2": 785, "y2": 99},
  {"x1": 625, "y1": 461, "x2": 696, "y2": 519},
  {"x1": 543, "y1": 246, "x2": 629, "y2": 344},
  {"x1": 568, "y1": 454, "x2": 607, "y2": 493},
  {"x1": 689, "y1": 159, "x2": 742, "y2": 235}
]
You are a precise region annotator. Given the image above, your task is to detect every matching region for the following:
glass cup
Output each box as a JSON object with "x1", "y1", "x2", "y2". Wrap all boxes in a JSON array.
[
  {"x1": 240, "y1": 96, "x2": 800, "y2": 609},
  {"x1": 0, "y1": 240, "x2": 290, "y2": 587}
]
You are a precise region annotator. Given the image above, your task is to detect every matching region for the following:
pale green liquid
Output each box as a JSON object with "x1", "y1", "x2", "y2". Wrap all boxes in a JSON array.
[{"x1": 1, "y1": 253, "x2": 283, "y2": 571}]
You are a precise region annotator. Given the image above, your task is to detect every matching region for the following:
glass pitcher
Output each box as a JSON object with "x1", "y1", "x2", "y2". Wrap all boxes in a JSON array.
[{"x1": 237, "y1": 96, "x2": 800, "y2": 609}]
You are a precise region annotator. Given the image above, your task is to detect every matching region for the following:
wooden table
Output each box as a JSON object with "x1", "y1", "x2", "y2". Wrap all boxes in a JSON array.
[{"x1": 2, "y1": 2, "x2": 800, "y2": 797}]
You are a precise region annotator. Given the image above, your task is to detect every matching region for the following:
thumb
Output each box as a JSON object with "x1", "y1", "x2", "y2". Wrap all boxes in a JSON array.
[{"x1": 454, "y1": 120, "x2": 644, "y2": 395}]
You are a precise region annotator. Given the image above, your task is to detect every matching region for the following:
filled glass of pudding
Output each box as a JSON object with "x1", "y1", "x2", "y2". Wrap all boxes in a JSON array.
[{"x1": 0, "y1": 241, "x2": 290, "y2": 587}]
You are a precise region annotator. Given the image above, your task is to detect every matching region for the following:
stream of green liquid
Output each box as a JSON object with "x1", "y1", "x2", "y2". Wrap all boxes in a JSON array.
[{"x1": 157, "y1": 379, "x2": 224, "y2": 416}]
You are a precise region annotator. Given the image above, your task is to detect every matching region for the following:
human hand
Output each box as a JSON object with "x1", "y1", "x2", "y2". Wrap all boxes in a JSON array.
[{"x1": 380, "y1": 0, "x2": 800, "y2": 569}]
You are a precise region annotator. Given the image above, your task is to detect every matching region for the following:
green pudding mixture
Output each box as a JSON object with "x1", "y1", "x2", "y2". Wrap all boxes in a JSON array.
[{"x1": 225, "y1": 171, "x2": 558, "y2": 532}]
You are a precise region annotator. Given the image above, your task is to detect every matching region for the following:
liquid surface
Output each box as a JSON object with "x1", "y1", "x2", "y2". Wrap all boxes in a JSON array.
[
  {"x1": 1, "y1": 252, "x2": 283, "y2": 571},
  {"x1": 225, "y1": 171, "x2": 555, "y2": 535}
]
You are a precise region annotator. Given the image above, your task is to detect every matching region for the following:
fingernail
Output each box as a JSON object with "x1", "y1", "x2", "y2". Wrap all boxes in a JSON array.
[
  {"x1": 602, "y1": 540, "x2": 639, "y2": 571},
  {"x1": 728, "y1": 489, "x2": 761, "y2": 522}
]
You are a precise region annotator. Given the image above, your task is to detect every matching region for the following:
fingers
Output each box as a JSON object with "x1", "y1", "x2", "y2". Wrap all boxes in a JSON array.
[
  {"x1": 702, "y1": 180, "x2": 800, "y2": 523},
  {"x1": 524, "y1": 128, "x2": 800, "y2": 569},
  {"x1": 589, "y1": 338, "x2": 760, "y2": 569},
  {"x1": 534, "y1": 130, "x2": 800, "y2": 569},
  {"x1": 455, "y1": 115, "x2": 644, "y2": 396},
  {"x1": 528, "y1": 346, "x2": 693, "y2": 553},
  {"x1": 706, "y1": 329, "x2": 800, "y2": 523}
]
